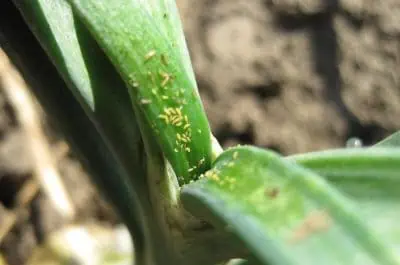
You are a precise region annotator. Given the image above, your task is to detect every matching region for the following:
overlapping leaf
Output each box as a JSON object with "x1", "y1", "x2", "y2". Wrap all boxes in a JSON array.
[
  {"x1": 67, "y1": 0, "x2": 213, "y2": 185},
  {"x1": 182, "y1": 146, "x2": 400, "y2": 265}
]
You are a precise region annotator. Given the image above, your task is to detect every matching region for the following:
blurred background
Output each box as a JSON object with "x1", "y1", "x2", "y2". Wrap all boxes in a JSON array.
[{"x1": 1, "y1": 0, "x2": 400, "y2": 264}]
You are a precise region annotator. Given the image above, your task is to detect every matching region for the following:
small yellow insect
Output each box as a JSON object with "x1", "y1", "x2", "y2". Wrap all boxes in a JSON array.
[
  {"x1": 144, "y1": 50, "x2": 157, "y2": 61},
  {"x1": 140, "y1": 99, "x2": 152, "y2": 105},
  {"x1": 160, "y1": 71, "x2": 171, "y2": 87}
]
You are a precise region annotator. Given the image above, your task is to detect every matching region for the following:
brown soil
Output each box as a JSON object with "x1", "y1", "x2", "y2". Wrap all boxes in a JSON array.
[
  {"x1": 1, "y1": 0, "x2": 400, "y2": 264},
  {"x1": 178, "y1": 0, "x2": 400, "y2": 153}
]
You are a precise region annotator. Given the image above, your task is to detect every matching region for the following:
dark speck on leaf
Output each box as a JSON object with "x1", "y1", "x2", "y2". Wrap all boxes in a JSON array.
[{"x1": 265, "y1": 187, "x2": 279, "y2": 198}]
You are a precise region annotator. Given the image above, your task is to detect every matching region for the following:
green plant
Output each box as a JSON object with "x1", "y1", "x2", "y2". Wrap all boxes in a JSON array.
[{"x1": 1, "y1": 0, "x2": 400, "y2": 264}]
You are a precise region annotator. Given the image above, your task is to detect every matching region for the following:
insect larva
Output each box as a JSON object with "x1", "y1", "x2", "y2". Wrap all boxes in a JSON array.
[{"x1": 140, "y1": 99, "x2": 152, "y2": 105}]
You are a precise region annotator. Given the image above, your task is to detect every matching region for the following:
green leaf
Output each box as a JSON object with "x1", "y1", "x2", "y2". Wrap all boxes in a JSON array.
[
  {"x1": 181, "y1": 146, "x2": 400, "y2": 265},
  {"x1": 288, "y1": 148, "x2": 400, "y2": 253},
  {"x1": 1, "y1": 0, "x2": 146, "y2": 253},
  {"x1": 67, "y1": 0, "x2": 213, "y2": 185},
  {"x1": 11, "y1": 0, "x2": 149, "y2": 202},
  {"x1": 143, "y1": 0, "x2": 196, "y2": 86},
  {"x1": 288, "y1": 148, "x2": 400, "y2": 179},
  {"x1": 8, "y1": 1, "x2": 180, "y2": 263},
  {"x1": 374, "y1": 131, "x2": 400, "y2": 147},
  {"x1": 5, "y1": 1, "x2": 235, "y2": 264},
  {"x1": 12, "y1": 0, "x2": 145, "y2": 172}
]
